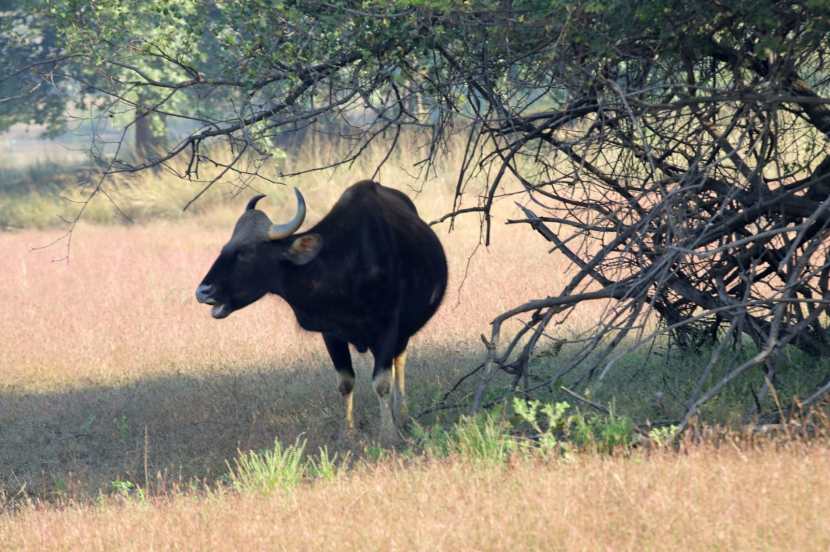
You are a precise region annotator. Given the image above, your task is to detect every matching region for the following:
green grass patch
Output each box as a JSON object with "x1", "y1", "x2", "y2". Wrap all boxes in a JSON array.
[
  {"x1": 410, "y1": 398, "x2": 644, "y2": 467},
  {"x1": 216, "y1": 397, "x2": 649, "y2": 497},
  {"x1": 226, "y1": 437, "x2": 308, "y2": 494}
]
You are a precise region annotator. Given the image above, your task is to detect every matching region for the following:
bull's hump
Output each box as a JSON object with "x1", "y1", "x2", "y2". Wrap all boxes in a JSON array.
[{"x1": 331, "y1": 180, "x2": 378, "y2": 208}]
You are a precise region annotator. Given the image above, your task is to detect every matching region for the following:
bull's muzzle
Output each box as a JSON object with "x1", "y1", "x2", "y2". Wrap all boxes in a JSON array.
[{"x1": 195, "y1": 284, "x2": 218, "y2": 305}]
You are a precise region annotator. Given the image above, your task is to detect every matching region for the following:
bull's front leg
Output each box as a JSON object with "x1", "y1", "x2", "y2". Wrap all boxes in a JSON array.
[{"x1": 323, "y1": 333, "x2": 356, "y2": 435}]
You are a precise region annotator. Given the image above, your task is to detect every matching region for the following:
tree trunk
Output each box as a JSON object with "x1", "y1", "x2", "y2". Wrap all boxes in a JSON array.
[{"x1": 134, "y1": 96, "x2": 167, "y2": 168}]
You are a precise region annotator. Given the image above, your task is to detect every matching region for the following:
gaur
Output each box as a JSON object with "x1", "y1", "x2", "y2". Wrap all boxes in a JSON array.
[{"x1": 195, "y1": 180, "x2": 448, "y2": 441}]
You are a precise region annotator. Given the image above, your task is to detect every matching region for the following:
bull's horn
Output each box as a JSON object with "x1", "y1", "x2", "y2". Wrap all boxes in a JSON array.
[
  {"x1": 246, "y1": 194, "x2": 267, "y2": 211},
  {"x1": 268, "y1": 188, "x2": 306, "y2": 240}
]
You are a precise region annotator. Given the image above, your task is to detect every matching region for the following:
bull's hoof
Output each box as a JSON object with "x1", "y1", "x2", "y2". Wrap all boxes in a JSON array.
[
  {"x1": 397, "y1": 417, "x2": 413, "y2": 439},
  {"x1": 378, "y1": 423, "x2": 404, "y2": 447},
  {"x1": 337, "y1": 426, "x2": 359, "y2": 444},
  {"x1": 395, "y1": 408, "x2": 410, "y2": 430}
]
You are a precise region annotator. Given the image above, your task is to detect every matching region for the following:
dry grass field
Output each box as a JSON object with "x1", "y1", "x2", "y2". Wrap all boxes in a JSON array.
[
  {"x1": 1, "y1": 203, "x2": 576, "y2": 495},
  {"x1": 2, "y1": 137, "x2": 828, "y2": 549},
  {"x1": 3, "y1": 443, "x2": 829, "y2": 551},
  {"x1": 0, "y1": 139, "x2": 593, "y2": 494}
]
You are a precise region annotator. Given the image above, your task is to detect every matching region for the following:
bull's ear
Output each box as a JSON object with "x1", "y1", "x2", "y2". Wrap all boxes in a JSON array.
[{"x1": 284, "y1": 234, "x2": 323, "y2": 265}]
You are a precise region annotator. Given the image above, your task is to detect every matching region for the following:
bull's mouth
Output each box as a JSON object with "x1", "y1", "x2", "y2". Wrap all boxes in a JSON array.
[{"x1": 211, "y1": 303, "x2": 233, "y2": 319}]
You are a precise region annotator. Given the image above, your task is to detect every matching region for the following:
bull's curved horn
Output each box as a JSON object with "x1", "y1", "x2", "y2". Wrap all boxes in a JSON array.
[
  {"x1": 268, "y1": 188, "x2": 306, "y2": 240},
  {"x1": 246, "y1": 194, "x2": 267, "y2": 211}
]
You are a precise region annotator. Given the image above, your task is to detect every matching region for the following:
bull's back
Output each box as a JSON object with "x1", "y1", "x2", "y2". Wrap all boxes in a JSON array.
[{"x1": 312, "y1": 180, "x2": 447, "y2": 338}]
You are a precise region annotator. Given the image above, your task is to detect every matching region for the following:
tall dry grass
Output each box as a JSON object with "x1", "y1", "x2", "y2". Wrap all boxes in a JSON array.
[{"x1": 2, "y1": 443, "x2": 828, "y2": 551}]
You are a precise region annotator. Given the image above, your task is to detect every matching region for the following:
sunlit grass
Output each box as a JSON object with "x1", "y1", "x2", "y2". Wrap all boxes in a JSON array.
[
  {"x1": 226, "y1": 437, "x2": 308, "y2": 494},
  {"x1": 2, "y1": 442, "x2": 829, "y2": 551}
]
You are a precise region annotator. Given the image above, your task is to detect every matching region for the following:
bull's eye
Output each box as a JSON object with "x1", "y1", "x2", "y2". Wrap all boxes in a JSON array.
[{"x1": 237, "y1": 247, "x2": 256, "y2": 264}]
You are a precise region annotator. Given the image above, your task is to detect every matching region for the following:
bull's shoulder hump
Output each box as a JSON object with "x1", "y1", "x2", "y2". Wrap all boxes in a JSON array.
[
  {"x1": 336, "y1": 180, "x2": 418, "y2": 215},
  {"x1": 331, "y1": 180, "x2": 378, "y2": 208},
  {"x1": 376, "y1": 186, "x2": 418, "y2": 215}
]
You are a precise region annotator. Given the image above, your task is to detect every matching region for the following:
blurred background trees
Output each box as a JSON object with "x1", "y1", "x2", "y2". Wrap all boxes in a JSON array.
[{"x1": 0, "y1": 0, "x2": 70, "y2": 135}]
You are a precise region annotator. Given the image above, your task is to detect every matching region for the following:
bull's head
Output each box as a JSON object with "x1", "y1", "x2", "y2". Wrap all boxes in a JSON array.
[{"x1": 195, "y1": 189, "x2": 323, "y2": 318}]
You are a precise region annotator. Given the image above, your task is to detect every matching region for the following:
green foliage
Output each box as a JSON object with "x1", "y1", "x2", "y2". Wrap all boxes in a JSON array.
[
  {"x1": 410, "y1": 420, "x2": 454, "y2": 458},
  {"x1": 16, "y1": 0, "x2": 830, "y2": 157},
  {"x1": 512, "y1": 398, "x2": 570, "y2": 454},
  {"x1": 0, "y1": 0, "x2": 70, "y2": 134},
  {"x1": 410, "y1": 410, "x2": 514, "y2": 465},
  {"x1": 648, "y1": 425, "x2": 679, "y2": 447},
  {"x1": 411, "y1": 398, "x2": 638, "y2": 464},
  {"x1": 451, "y1": 410, "x2": 515, "y2": 466},
  {"x1": 512, "y1": 398, "x2": 637, "y2": 454},
  {"x1": 568, "y1": 407, "x2": 635, "y2": 453},
  {"x1": 17, "y1": 0, "x2": 830, "y2": 205},
  {"x1": 363, "y1": 443, "x2": 388, "y2": 463},
  {"x1": 50, "y1": 475, "x2": 68, "y2": 499},
  {"x1": 19, "y1": 0, "x2": 825, "y2": 172}
]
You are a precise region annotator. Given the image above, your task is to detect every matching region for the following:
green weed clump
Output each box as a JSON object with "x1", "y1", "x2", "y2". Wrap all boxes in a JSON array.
[
  {"x1": 226, "y1": 438, "x2": 353, "y2": 494},
  {"x1": 568, "y1": 407, "x2": 637, "y2": 453},
  {"x1": 226, "y1": 437, "x2": 308, "y2": 494},
  {"x1": 307, "y1": 446, "x2": 351, "y2": 482},
  {"x1": 410, "y1": 411, "x2": 512, "y2": 464},
  {"x1": 511, "y1": 398, "x2": 638, "y2": 455},
  {"x1": 451, "y1": 411, "x2": 515, "y2": 465},
  {"x1": 411, "y1": 398, "x2": 641, "y2": 466},
  {"x1": 219, "y1": 398, "x2": 643, "y2": 497}
]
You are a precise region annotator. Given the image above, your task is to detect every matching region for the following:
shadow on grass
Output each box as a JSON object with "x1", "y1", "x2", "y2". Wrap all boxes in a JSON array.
[
  {"x1": 0, "y1": 348, "x2": 484, "y2": 502},
  {"x1": 4, "y1": 338, "x2": 827, "y2": 503},
  {"x1": 527, "y1": 343, "x2": 830, "y2": 427}
]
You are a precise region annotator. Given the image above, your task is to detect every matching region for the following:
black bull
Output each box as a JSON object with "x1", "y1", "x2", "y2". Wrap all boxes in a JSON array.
[{"x1": 195, "y1": 180, "x2": 448, "y2": 441}]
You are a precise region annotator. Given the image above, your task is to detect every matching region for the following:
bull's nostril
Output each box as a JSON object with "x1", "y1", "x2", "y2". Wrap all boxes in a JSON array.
[{"x1": 195, "y1": 284, "x2": 216, "y2": 304}]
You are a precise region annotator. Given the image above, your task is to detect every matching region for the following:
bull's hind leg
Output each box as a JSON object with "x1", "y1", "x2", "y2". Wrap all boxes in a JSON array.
[
  {"x1": 371, "y1": 326, "x2": 402, "y2": 445},
  {"x1": 323, "y1": 334, "x2": 356, "y2": 434},
  {"x1": 372, "y1": 320, "x2": 406, "y2": 445},
  {"x1": 372, "y1": 364, "x2": 398, "y2": 444},
  {"x1": 393, "y1": 350, "x2": 409, "y2": 426}
]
